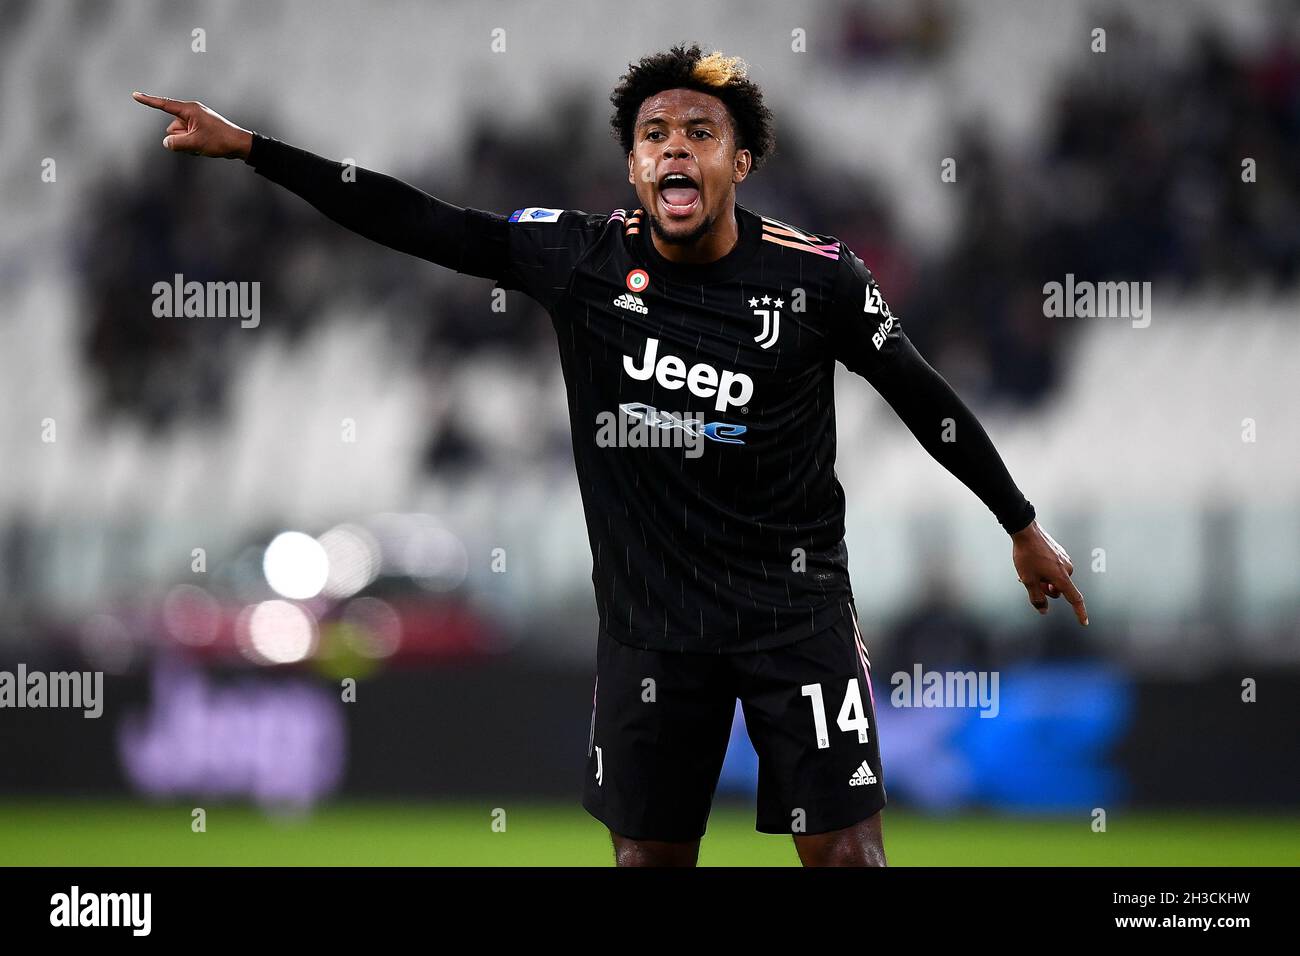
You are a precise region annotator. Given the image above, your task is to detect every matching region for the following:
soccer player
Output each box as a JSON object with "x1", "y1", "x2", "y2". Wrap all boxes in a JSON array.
[{"x1": 134, "y1": 42, "x2": 1087, "y2": 867}]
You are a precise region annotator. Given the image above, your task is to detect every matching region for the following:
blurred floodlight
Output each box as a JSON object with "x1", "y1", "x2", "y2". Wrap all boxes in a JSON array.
[
  {"x1": 162, "y1": 584, "x2": 222, "y2": 646},
  {"x1": 238, "y1": 599, "x2": 318, "y2": 665},
  {"x1": 341, "y1": 597, "x2": 402, "y2": 658},
  {"x1": 263, "y1": 531, "x2": 329, "y2": 600},
  {"x1": 318, "y1": 523, "x2": 381, "y2": 599}
]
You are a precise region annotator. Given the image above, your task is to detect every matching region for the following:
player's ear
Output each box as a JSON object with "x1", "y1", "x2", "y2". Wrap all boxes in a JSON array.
[
  {"x1": 627, "y1": 152, "x2": 635, "y2": 186},
  {"x1": 733, "y1": 147, "x2": 752, "y2": 185}
]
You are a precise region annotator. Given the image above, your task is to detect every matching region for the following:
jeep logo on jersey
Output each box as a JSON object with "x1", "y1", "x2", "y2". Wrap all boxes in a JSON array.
[
  {"x1": 625, "y1": 269, "x2": 649, "y2": 293},
  {"x1": 623, "y1": 337, "x2": 753, "y2": 412}
]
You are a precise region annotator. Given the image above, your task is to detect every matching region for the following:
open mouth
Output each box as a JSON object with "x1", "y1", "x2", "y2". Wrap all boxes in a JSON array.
[{"x1": 658, "y1": 172, "x2": 700, "y2": 218}]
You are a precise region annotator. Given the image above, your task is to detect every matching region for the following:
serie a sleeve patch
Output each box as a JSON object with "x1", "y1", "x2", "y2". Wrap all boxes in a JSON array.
[{"x1": 508, "y1": 207, "x2": 565, "y2": 223}]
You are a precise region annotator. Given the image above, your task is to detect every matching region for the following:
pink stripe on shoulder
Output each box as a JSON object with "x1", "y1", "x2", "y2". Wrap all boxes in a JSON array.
[
  {"x1": 760, "y1": 216, "x2": 841, "y2": 258},
  {"x1": 761, "y1": 233, "x2": 841, "y2": 259}
]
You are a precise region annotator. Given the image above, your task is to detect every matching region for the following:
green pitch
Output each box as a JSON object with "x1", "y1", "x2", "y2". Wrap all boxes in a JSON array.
[{"x1": 1, "y1": 801, "x2": 1296, "y2": 866}]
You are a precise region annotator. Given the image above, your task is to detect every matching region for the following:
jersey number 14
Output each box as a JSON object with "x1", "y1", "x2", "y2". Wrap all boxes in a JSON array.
[{"x1": 801, "y1": 679, "x2": 870, "y2": 749}]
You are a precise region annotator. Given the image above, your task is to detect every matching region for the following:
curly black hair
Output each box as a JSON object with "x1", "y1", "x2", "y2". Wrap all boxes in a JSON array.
[{"x1": 609, "y1": 43, "x2": 775, "y2": 169}]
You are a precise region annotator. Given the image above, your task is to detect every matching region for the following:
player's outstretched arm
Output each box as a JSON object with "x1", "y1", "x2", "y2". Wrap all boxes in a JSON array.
[
  {"x1": 861, "y1": 336, "x2": 1088, "y2": 626},
  {"x1": 132, "y1": 91, "x2": 504, "y2": 276},
  {"x1": 832, "y1": 251, "x2": 1088, "y2": 626}
]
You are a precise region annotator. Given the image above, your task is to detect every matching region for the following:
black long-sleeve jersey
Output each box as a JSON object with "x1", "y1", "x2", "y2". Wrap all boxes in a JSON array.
[{"x1": 245, "y1": 134, "x2": 1035, "y2": 652}]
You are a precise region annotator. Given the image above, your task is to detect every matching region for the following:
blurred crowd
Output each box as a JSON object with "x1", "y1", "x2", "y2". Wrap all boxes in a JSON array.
[{"x1": 77, "y1": 9, "x2": 1300, "y2": 457}]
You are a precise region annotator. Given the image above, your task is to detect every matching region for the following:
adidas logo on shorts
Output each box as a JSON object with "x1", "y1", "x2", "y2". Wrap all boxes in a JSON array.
[
  {"x1": 614, "y1": 293, "x2": 648, "y2": 315},
  {"x1": 848, "y1": 759, "x2": 877, "y2": 787}
]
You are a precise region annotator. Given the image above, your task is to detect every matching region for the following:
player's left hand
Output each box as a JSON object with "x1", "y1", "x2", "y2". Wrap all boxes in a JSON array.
[{"x1": 1011, "y1": 520, "x2": 1088, "y2": 625}]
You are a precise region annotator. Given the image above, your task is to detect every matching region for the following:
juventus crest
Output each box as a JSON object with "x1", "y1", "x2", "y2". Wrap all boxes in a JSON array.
[{"x1": 749, "y1": 294, "x2": 784, "y2": 349}]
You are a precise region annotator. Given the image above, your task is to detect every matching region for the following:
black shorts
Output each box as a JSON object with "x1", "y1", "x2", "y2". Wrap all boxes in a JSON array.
[{"x1": 581, "y1": 602, "x2": 887, "y2": 841}]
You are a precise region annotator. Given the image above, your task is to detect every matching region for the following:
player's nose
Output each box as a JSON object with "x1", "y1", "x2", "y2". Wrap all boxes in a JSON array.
[{"x1": 661, "y1": 137, "x2": 692, "y2": 159}]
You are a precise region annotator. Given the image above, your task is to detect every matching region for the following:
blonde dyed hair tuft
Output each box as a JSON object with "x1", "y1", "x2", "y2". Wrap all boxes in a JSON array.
[{"x1": 691, "y1": 51, "x2": 749, "y2": 88}]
